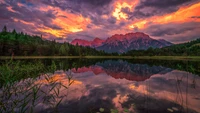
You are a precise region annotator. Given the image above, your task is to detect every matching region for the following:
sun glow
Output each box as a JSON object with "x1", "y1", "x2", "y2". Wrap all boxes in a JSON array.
[
  {"x1": 113, "y1": 0, "x2": 139, "y2": 20},
  {"x1": 129, "y1": 20, "x2": 147, "y2": 29},
  {"x1": 37, "y1": 6, "x2": 91, "y2": 38}
]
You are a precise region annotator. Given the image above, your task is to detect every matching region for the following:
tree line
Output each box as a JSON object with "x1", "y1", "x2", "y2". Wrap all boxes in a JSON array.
[
  {"x1": 1, "y1": 25, "x2": 199, "y2": 56},
  {"x1": 123, "y1": 38, "x2": 200, "y2": 56},
  {"x1": 0, "y1": 26, "x2": 112, "y2": 56}
]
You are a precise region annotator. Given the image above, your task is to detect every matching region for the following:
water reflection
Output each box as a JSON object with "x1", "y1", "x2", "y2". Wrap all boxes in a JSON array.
[
  {"x1": 1, "y1": 60, "x2": 200, "y2": 113},
  {"x1": 72, "y1": 60, "x2": 173, "y2": 81}
]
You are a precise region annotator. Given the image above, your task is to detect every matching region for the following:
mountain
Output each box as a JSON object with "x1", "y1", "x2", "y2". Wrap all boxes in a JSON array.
[
  {"x1": 91, "y1": 38, "x2": 105, "y2": 47},
  {"x1": 71, "y1": 32, "x2": 173, "y2": 53},
  {"x1": 71, "y1": 60, "x2": 172, "y2": 82},
  {"x1": 157, "y1": 39, "x2": 173, "y2": 46},
  {"x1": 97, "y1": 32, "x2": 173, "y2": 53},
  {"x1": 71, "y1": 37, "x2": 105, "y2": 48},
  {"x1": 71, "y1": 39, "x2": 91, "y2": 47}
]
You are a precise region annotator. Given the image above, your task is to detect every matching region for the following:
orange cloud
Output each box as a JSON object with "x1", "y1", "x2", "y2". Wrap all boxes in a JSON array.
[
  {"x1": 17, "y1": 2, "x2": 24, "y2": 7},
  {"x1": 129, "y1": 2, "x2": 200, "y2": 29},
  {"x1": 112, "y1": 0, "x2": 139, "y2": 20},
  {"x1": 12, "y1": 17, "x2": 35, "y2": 26},
  {"x1": 38, "y1": 6, "x2": 91, "y2": 38},
  {"x1": 7, "y1": 6, "x2": 17, "y2": 13},
  {"x1": 156, "y1": 2, "x2": 200, "y2": 23},
  {"x1": 129, "y1": 20, "x2": 147, "y2": 29}
]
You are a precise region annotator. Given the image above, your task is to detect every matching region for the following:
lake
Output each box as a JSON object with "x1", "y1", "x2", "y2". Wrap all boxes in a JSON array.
[{"x1": 0, "y1": 59, "x2": 200, "y2": 113}]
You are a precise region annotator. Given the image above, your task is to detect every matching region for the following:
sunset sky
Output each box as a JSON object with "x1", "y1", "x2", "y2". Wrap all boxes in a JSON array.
[{"x1": 0, "y1": 0, "x2": 200, "y2": 43}]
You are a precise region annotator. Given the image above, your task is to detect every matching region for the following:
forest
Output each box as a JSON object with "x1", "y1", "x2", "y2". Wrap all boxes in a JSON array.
[
  {"x1": 123, "y1": 38, "x2": 200, "y2": 56},
  {"x1": 0, "y1": 26, "x2": 200, "y2": 56},
  {"x1": 0, "y1": 26, "x2": 114, "y2": 56}
]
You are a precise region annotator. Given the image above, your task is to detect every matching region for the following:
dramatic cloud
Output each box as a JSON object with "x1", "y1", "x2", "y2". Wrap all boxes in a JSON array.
[
  {"x1": 130, "y1": 0, "x2": 197, "y2": 19},
  {"x1": 0, "y1": 0, "x2": 200, "y2": 43},
  {"x1": 144, "y1": 22, "x2": 200, "y2": 43}
]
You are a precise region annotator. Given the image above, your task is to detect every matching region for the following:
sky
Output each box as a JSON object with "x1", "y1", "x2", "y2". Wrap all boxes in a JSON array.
[{"x1": 0, "y1": 0, "x2": 200, "y2": 43}]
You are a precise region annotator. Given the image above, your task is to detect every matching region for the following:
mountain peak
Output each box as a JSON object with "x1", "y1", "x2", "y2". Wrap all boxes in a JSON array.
[
  {"x1": 71, "y1": 37, "x2": 105, "y2": 47},
  {"x1": 109, "y1": 34, "x2": 124, "y2": 41},
  {"x1": 125, "y1": 32, "x2": 150, "y2": 39},
  {"x1": 105, "y1": 32, "x2": 150, "y2": 44},
  {"x1": 93, "y1": 37, "x2": 103, "y2": 41},
  {"x1": 71, "y1": 32, "x2": 173, "y2": 53},
  {"x1": 71, "y1": 39, "x2": 91, "y2": 46},
  {"x1": 92, "y1": 38, "x2": 105, "y2": 47}
]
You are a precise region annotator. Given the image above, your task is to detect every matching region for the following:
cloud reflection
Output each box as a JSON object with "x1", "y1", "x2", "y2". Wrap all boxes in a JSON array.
[{"x1": 1, "y1": 61, "x2": 200, "y2": 113}]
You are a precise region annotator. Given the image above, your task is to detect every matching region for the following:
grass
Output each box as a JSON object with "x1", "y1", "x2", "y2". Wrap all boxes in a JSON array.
[
  {"x1": 0, "y1": 56, "x2": 133, "y2": 59},
  {"x1": 0, "y1": 60, "x2": 49, "y2": 87},
  {"x1": 0, "y1": 73, "x2": 73, "y2": 113},
  {"x1": 0, "y1": 56, "x2": 200, "y2": 61},
  {"x1": 0, "y1": 60, "x2": 74, "y2": 113}
]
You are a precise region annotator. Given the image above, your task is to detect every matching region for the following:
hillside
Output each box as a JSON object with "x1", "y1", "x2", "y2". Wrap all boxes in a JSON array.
[{"x1": 124, "y1": 38, "x2": 200, "y2": 56}]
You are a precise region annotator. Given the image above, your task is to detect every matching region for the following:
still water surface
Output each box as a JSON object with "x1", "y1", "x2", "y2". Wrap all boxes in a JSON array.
[{"x1": 1, "y1": 59, "x2": 200, "y2": 113}]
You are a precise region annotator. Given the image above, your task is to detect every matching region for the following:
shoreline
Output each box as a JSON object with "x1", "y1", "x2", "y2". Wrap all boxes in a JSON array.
[{"x1": 0, "y1": 56, "x2": 200, "y2": 61}]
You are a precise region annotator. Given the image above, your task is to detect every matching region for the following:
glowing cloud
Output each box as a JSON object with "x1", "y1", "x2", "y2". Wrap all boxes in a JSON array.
[
  {"x1": 38, "y1": 6, "x2": 91, "y2": 38},
  {"x1": 12, "y1": 18, "x2": 35, "y2": 26},
  {"x1": 113, "y1": 0, "x2": 139, "y2": 20},
  {"x1": 129, "y1": 2, "x2": 200, "y2": 29},
  {"x1": 7, "y1": 6, "x2": 17, "y2": 13}
]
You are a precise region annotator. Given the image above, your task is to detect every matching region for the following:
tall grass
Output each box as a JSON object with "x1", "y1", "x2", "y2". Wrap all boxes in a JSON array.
[
  {"x1": 0, "y1": 60, "x2": 74, "y2": 113},
  {"x1": 0, "y1": 60, "x2": 45, "y2": 87}
]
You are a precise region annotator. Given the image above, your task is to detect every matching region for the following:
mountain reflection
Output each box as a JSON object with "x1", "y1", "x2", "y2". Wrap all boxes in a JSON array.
[
  {"x1": 68, "y1": 66, "x2": 200, "y2": 113},
  {"x1": 72, "y1": 60, "x2": 172, "y2": 81},
  {"x1": 1, "y1": 60, "x2": 200, "y2": 113}
]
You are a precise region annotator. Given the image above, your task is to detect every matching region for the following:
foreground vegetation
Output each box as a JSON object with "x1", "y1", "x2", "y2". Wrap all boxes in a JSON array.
[
  {"x1": 0, "y1": 56, "x2": 132, "y2": 59},
  {"x1": 0, "y1": 60, "x2": 56, "y2": 87},
  {"x1": 0, "y1": 60, "x2": 76, "y2": 113}
]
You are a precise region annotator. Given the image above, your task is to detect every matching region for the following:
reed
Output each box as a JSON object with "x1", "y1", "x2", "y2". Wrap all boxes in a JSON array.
[{"x1": 0, "y1": 60, "x2": 73, "y2": 113}]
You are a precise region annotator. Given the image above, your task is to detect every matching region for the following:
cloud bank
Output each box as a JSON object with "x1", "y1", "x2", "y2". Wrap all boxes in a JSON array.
[{"x1": 0, "y1": 0, "x2": 200, "y2": 43}]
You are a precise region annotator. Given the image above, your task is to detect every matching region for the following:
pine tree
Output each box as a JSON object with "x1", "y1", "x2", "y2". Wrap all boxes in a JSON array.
[
  {"x1": 12, "y1": 29, "x2": 16, "y2": 34},
  {"x1": 20, "y1": 32, "x2": 24, "y2": 35},
  {"x1": 59, "y1": 45, "x2": 66, "y2": 55},
  {"x1": 2, "y1": 25, "x2": 7, "y2": 33},
  {"x1": 65, "y1": 43, "x2": 70, "y2": 56}
]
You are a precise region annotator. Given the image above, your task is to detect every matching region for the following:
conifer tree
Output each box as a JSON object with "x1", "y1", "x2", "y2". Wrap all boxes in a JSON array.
[{"x1": 2, "y1": 25, "x2": 7, "y2": 32}]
